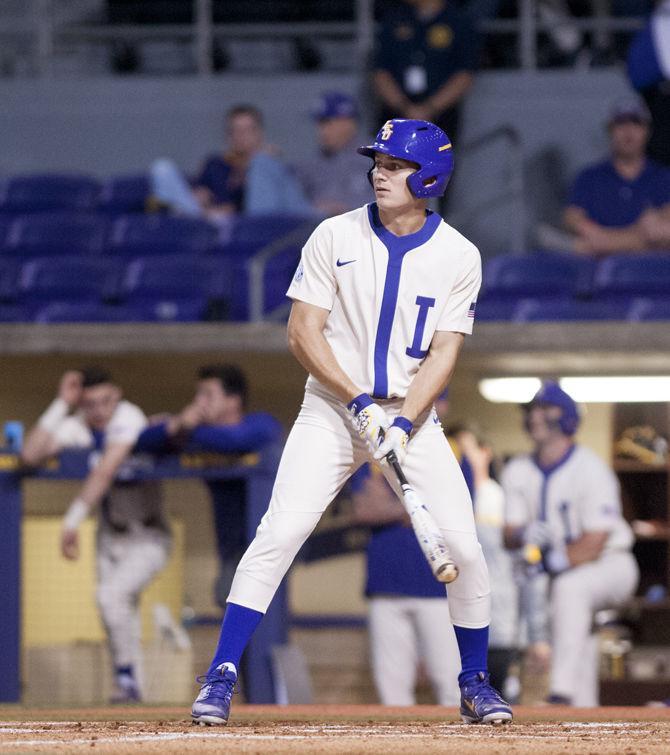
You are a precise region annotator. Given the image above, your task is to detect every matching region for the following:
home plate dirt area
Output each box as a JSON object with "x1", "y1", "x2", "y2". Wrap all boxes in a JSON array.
[{"x1": 1, "y1": 705, "x2": 669, "y2": 753}]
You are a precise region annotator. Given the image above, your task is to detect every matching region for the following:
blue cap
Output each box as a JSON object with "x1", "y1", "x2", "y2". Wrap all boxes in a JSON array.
[
  {"x1": 608, "y1": 96, "x2": 651, "y2": 126},
  {"x1": 312, "y1": 91, "x2": 359, "y2": 121}
]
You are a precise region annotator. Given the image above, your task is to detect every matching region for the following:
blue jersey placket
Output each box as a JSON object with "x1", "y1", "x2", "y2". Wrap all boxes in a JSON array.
[
  {"x1": 367, "y1": 203, "x2": 441, "y2": 398},
  {"x1": 533, "y1": 444, "x2": 576, "y2": 522}
]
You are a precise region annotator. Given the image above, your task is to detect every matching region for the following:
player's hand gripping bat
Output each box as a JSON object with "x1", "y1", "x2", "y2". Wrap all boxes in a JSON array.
[{"x1": 385, "y1": 449, "x2": 459, "y2": 584}]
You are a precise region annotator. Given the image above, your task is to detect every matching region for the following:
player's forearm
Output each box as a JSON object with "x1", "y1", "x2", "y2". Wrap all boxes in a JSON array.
[
  {"x1": 565, "y1": 531, "x2": 608, "y2": 566},
  {"x1": 400, "y1": 332, "x2": 464, "y2": 423},
  {"x1": 287, "y1": 319, "x2": 359, "y2": 404},
  {"x1": 77, "y1": 467, "x2": 117, "y2": 509},
  {"x1": 21, "y1": 398, "x2": 69, "y2": 465}
]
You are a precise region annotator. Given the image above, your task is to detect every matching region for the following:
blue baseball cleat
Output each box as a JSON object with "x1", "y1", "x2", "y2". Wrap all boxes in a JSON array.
[
  {"x1": 459, "y1": 671, "x2": 513, "y2": 725},
  {"x1": 191, "y1": 662, "x2": 237, "y2": 726}
]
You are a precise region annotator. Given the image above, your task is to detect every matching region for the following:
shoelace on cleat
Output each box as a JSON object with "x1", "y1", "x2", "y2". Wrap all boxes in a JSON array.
[{"x1": 195, "y1": 672, "x2": 237, "y2": 703}]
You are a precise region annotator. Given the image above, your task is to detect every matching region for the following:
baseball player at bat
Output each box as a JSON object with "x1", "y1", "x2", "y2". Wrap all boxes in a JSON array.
[
  {"x1": 21, "y1": 368, "x2": 171, "y2": 703},
  {"x1": 192, "y1": 118, "x2": 512, "y2": 726}
]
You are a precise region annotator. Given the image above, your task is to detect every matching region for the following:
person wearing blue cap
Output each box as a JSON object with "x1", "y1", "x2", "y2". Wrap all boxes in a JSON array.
[
  {"x1": 502, "y1": 381, "x2": 638, "y2": 706},
  {"x1": 295, "y1": 91, "x2": 373, "y2": 217}
]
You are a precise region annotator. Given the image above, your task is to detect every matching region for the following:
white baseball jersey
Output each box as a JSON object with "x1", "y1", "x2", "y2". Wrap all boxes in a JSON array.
[
  {"x1": 52, "y1": 401, "x2": 168, "y2": 536},
  {"x1": 502, "y1": 445, "x2": 633, "y2": 554},
  {"x1": 286, "y1": 204, "x2": 481, "y2": 399}
]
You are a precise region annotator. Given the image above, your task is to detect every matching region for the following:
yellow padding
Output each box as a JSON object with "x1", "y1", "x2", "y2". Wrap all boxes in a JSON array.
[{"x1": 22, "y1": 517, "x2": 184, "y2": 647}]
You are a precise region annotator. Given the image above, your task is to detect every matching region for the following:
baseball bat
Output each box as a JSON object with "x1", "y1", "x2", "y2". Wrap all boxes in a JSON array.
[{"x1": 385, "y1": 449, "x2": 459, "y2": 584}]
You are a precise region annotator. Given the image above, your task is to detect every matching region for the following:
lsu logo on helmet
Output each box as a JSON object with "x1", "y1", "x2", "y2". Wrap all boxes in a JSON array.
[{"x1": 380, "y1": 121, "x2": 394, "y2": 141}]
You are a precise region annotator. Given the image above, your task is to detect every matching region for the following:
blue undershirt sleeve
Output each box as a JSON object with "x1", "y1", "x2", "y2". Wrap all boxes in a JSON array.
[
  {"x1": 134, "y1": 422, "x2": 171, "y2": 453},
  {"x1": 189, "y1": 414, "x2": 281, "y2": 454}
]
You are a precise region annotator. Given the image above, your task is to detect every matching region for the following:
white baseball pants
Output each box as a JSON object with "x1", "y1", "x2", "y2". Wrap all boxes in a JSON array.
[
  {"x1": 369, "y1": 596, "x2": 461, "y2": 705},
  {"x1": 229, "y1": 386, "x2": 491, "y2": 629},
  {"x1": 96, "y1": 530, "x2": 171, "y2": 672},
  {"x1": 550, "y1": 550, "x2": 639, "y2": 705}
]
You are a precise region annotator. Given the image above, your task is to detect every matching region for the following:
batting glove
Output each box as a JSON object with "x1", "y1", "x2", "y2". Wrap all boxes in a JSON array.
[
  {"x1": 375, "y1": 416, "x2": 413, "y2": 466},
  {"x1": 347, "y1": 393, "x2": 391, "y2": 454},
  {"x1": 544, "y1": 543, "x2": 571, "y2": 575},
  {"x1": 522, "y1": 520, "x2": 553, "y2": 549}
]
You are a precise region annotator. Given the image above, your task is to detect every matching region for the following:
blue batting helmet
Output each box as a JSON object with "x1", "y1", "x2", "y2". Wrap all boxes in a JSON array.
[
  {"x1": 357, "y1": 119, "x2": 454, "y2": 198},
  {"x1": 525, "y1": 381, "x2": 580, "y2": 436}
]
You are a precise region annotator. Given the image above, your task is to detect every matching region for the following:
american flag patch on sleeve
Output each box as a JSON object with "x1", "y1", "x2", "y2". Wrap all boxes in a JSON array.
[{"x1": 467, "y1": 301, "x2": 476, "y2": 318}]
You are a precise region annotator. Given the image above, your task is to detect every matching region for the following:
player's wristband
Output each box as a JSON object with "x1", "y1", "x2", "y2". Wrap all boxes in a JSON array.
[
  {"x1": 38, "y1": 398, "x2": 69, "y2": 433},
  {"x1": 391, "y1": 416, "x2": 413, "y2": 436},
  {"x1": 544, "y1": 546, "x2": 570, "y2": 575},
  {"x1": 347, "y1": 393, "x2": 373, "y2": 415},
  {"x1": 62, "y1": 498, "x2": 89, "y2": 532}
]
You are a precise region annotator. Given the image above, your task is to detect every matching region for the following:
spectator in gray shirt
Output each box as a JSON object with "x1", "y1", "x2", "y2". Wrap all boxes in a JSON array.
[{"x1": 297, "y1": 92, "x2": 374, "y2": 217}]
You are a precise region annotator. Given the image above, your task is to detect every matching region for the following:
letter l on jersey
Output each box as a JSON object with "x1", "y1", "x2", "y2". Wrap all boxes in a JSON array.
[{"x1": 406, "y1": 296, "x2": 436, "y2": 358}]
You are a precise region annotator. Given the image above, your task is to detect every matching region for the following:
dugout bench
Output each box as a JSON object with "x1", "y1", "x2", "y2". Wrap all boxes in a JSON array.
[{"x1": 0, "y1": 445, "x2": 287, "y2": 704}]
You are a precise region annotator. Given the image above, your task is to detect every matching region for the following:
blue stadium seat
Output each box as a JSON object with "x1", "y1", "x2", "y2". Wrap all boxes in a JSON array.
[
  {"x1": 120, "y1": 255, "x2": 230, "y2": 320},
  {"x1": 18, "y1": 256, "x2": 119, "y2": 304},
  {"x1": 471, "y1": 297, "x2": 528, "y2": 322},
  {"x1": 0, "y1": 258, "x2": 19, "y2": 302},
  {"x1": 0, "y1": 304, "x2": 31, "y2": 322},
  {"x1": 516, "y1": 297, "x2": 634, "y2": 321},
  {"x1": 482, "y1": 251, "x2": 595, "y2": 299},
  {"x1": 98, "y1": 175, "x2": 150, "y2": 215},
  {"x1": 592, "y1": 254, "x2": 670, "y2": 297},
  {"x1": 3, "y1": 213, "x2": 108, "y2": 258},
  {"x1": 0, "y1": 174, "x2": 100, "y2": 213},
  {"x1": 108, "y1": 215, "x2": 219, "y2": 257},
  {"x1": 229, "y1": 214, "x2": 315, "y2": 249},
  {"x1": 33, "y1": 302, "x2": 144, "y2": 323},
  {"x1": 628, "y1": 297, "x2": 670, "y2": 321},
  {"x1": 225, "y1": 245, "x2": 302, "y2": 320}
]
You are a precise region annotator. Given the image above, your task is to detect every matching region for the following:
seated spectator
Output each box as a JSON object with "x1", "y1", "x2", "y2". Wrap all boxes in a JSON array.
[
  {"x1": 560, "y1": 97, "x2": 670, "y2": 255},
  {"x1": 295, "y1": 92, "x2": 373, "y2": 217},
  {"x1": 135, "y1": 364, "x2": 282, "y2": 607},
  {"x1": 149, "y1": 104, "x2": 312, "y2": 232}
]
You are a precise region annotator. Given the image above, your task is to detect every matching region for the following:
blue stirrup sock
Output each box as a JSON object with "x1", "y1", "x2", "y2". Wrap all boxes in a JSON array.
[
  {"x1": 207, "y1": 602, "x2": 264, "y2": 675},
  {"x1": 454, "y1": 625, "x2": 489, "y2": 686}
]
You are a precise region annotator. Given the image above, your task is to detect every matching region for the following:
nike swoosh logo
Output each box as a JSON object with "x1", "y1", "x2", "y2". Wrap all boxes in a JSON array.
[{"x1": 336, "y1": 258, "x2": 356, "y2": 267}]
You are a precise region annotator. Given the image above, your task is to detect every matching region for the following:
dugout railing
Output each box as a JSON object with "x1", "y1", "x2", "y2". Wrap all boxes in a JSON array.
[{"x1": 0, "y1": 444, "x2": 286, "y2": 705}]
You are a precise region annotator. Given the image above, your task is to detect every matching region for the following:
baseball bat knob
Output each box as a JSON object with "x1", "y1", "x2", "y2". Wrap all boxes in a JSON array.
[{"x1": 435, "y1": 561, "x2": 459, "y2": 584}]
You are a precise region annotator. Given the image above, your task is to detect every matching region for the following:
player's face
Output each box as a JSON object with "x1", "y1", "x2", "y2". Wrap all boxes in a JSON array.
[
  {"x1": 80, "y1": 383, "x2": 121, "y2": 431},
  {"x1": 525, "y1": 404, "x2": 564, "y2": 444},
  {"x1": 371, "y1": 153, "x2": 420, "y2": 210},
  {"x1": 195, "y1": 378, "x2": 240, "y2": 424},
  {"x1": 227, "y1": 113, "x2": 264, "y2": 156},
  {"x1": 609, "y1": 119, "x2": 649, "y2": 161}
]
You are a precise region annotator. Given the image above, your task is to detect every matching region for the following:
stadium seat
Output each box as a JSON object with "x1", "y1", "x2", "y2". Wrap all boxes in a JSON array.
[
  {"x1": 3, "y1": 213, "x2": 108, "y2": 258},
  {"x1": 471, "y1": 297, "x2": 528, "y2": 322},
  {"x1": 628, "y1": 297, "x2": 670, "y2": 321},
  {"x1": 0, "y1": 258, "x2": 19, "y2": 301},
  {"x1": 229, "y1": 214, "x2": 315, "y2": 249},
  {"x1": 98, "y1": 175, "x2": 150, "y2": 215},
  {"x1": 120, "y1": 255, "x2": 230, "y2": 320},
  {"x1": 482, "y1": 251, "x2": 595, "y2": 299},
  {"x1": 33, "y1": 302, "x2": 145, "y2": 323},
  {"x1": 18, "y1": 256, "x2": 119, "y2": 304},
  {"x1": 0, "y1": 304, "x2": 31, "y2": 322},
  {"x1": 592, "y1": 253, "x2": 670, "y2": 297},
  {"x1": 108, "y1": 215, "x2": 219, "y2": 257},
  {"x1": 515, "y1": 297, "x2": 634, "y2": 321},
  {"x1": 0, "y1": 174, "x2": 100, "y2": 213}
]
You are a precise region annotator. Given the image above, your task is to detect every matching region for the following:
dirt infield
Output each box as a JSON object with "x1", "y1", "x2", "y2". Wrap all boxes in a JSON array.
[{"x1": 1, "y1": 705, "x2": 669, "y2": 753}]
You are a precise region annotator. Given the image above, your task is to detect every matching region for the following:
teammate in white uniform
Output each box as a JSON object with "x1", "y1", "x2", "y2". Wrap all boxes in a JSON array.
[
  {"x1": 22, "y1": 368, "x2": 171, "y2": 703},
  {"x1": 502, "y1": 381, "x2": 638, "y2": 706},
  {"x1": 192, "y1": 119, "x2": 512, "y2": 725}
]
